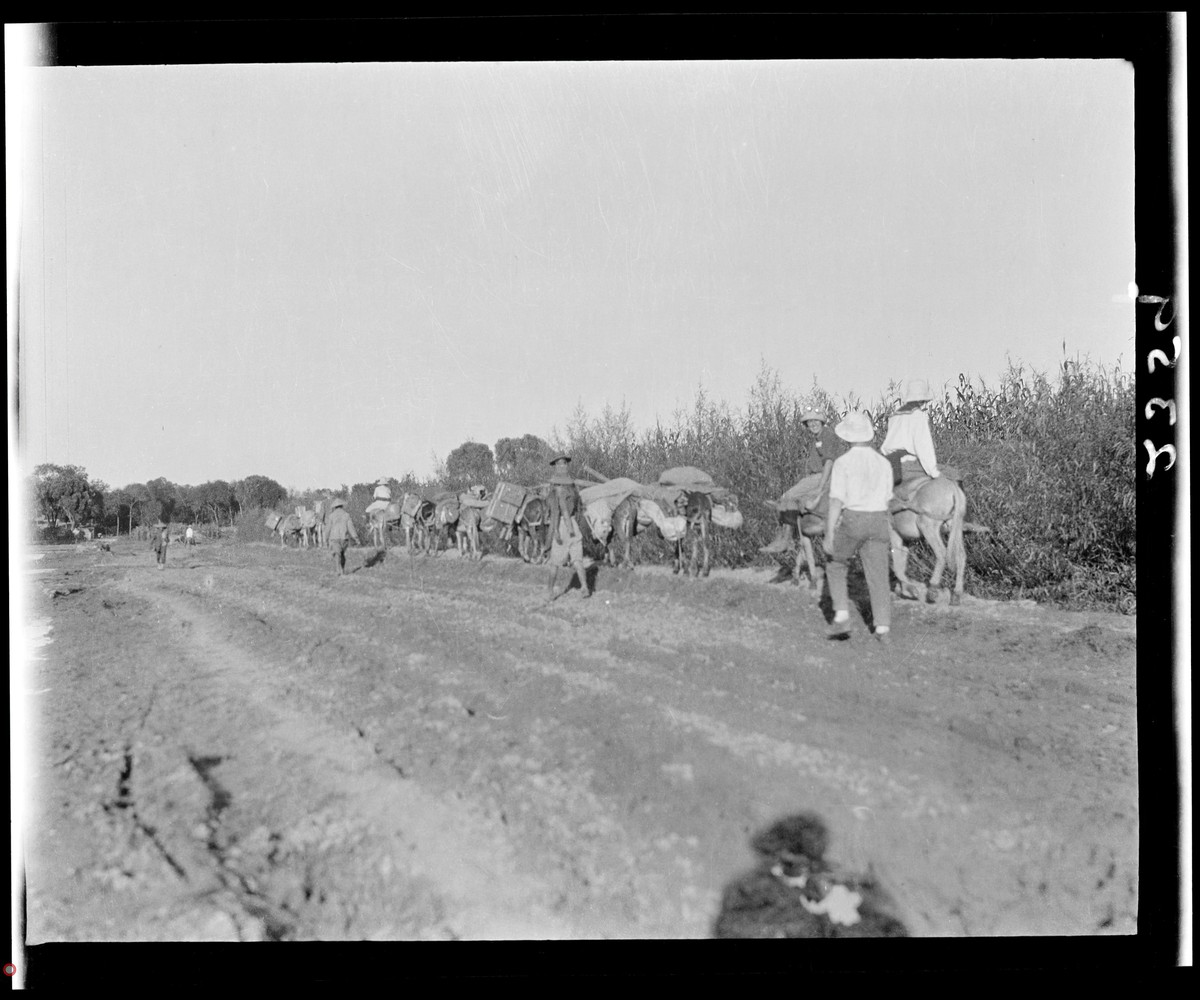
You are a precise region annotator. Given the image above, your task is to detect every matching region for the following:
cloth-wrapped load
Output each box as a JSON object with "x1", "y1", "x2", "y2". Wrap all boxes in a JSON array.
[
  {"x1": 631, "y1": 496, "x2": 687, "y2": 541},
  {"x1": 658, "y1": 465, "x2": 716, "y2": 488},
  {"x1": 434, "y1": 496, "x2": 459, "y2": 525},
  {"x1": 711, "y1": 504, "x2": 744, "y2": 529},
  {"x1": 583, "y1": 500, "x2": 612, "y2": 542},
  {"x1": 579, "y1": 478, "x2": 643, "y2": 543}
]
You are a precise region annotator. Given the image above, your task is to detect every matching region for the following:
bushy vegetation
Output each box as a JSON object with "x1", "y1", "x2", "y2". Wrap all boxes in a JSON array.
[
  {"x1": 551, "y1": 360, "x2": 1135, "y2": 612},
  {"x1": 927, "y1": 361, "x2": 1135, "y2": 611}
]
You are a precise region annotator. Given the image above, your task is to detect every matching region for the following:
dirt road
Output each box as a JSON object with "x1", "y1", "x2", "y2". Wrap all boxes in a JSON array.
[{"x1": 17, "y1": 535, "x2": 1138, "y2": 943}]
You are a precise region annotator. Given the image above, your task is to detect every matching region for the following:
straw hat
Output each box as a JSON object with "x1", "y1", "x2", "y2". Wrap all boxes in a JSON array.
[
  {"x1": 800, "y1": 409, "x2": 828, "y2": 425},
  {"x1": 154, "y1": 520, "x2": 167, "y2": 528},
  {"x1": 376, "y1": 477, "x2": 390, "y2": 486},
  {"x1": 331, "y1": 498, "x2": 346, "y2": 509},
  {"x1": 835, "y1": 411, "x2": 876, "y2": 443},
  {"x1": 548, "y1": 454, "x2": 572, "y2": 466},
  {"x1": 902, "y1": 379, "x2": 932, "y2": 404}
]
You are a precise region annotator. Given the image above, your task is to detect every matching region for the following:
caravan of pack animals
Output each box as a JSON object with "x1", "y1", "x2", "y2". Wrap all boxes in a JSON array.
[
  {"x1": 253, "y1": 381, "x2": 977, "y2": 625},
  {"x1": 48, "y1": 361, "x2": 1137, "y2": 618}
]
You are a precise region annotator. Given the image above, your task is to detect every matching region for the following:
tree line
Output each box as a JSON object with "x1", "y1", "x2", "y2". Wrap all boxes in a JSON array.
[
  {"x1": 26, "y1": 433, "x2": 556, "y2": 539},
  {"x1": 28, "y1": 465, "x2": 293, "y2": 537}
]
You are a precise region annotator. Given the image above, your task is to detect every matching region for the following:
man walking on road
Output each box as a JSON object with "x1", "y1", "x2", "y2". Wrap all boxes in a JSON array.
[
  {"x1": 545, "y1": 455, "x2": 592, "y2": 603},
  {"x1": 152, "y1": 520, "x2": 169, "y2": 571},
  {"x1": 325, "y1": 498, "x2": 361, "y2": 576},
  {"x1": 823, "y1": 412, "x2": 894, "y2": 645}
]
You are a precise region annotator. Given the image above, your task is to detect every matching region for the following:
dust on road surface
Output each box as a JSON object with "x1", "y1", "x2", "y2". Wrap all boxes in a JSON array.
[{"x1": 17, "y1": 536, "x2": 1138, "y2": 941}]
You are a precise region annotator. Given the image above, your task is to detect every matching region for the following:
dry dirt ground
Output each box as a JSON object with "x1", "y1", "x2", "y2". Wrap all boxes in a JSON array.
[{"x1": 17, "y1": 533, "x2": 1138, "y2": 951}]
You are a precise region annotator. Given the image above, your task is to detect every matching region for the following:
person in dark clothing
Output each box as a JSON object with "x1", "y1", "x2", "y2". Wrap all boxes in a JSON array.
[
  {"x1": 152, "y1": 521, "x2": 169, "y2": 570},
  {"x1": 325, "y1": 498, "x2": 361, "y2": 576},
  {"x1": 545, "y1": 455, "x2": 591, "y2": 602}
]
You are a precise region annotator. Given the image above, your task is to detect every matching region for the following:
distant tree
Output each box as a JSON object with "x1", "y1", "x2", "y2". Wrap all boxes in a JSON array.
[
  {"x1": 123, "y1": 483, "x2": 153, "y2": 532},
  {"x1": 494, "y1": 434, "x2": 550, "y2": 484},
  {"x1": 31, "y1": 464, "x2": 104, "y2": 531},
  {"x1": 195, "y1": 480, "x2": 235, "y2": 530},
  {"x1": 444, "y1": 441, "x2": 495, "y2": 492},
  {"x1": 174, "y1": 485, "x2": 199, "y2": 525},
  {"x1": 145, "y1": 477, "x2": 179, "y2": 524},
  {"x1": 102, "y1": 487, "x2": 130, "y2": 535},
  {"x1": 234, "y1": 474, "x2": 287, "y2": 512}
]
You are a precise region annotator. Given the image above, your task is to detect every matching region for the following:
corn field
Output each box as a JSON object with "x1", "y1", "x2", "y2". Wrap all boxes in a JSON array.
[{"x1": 551, "y1": 361, "x2": 1136, "y2": 613}]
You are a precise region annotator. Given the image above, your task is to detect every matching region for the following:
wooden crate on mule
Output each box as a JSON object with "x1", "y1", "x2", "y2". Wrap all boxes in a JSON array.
[{"x1": 485, "y1": 482, "x2": 528, "y2": 525}]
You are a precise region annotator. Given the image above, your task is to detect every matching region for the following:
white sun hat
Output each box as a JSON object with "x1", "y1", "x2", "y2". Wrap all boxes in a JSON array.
[
  {"x1": 903, "y1": 379, "x2": 932, "y2": 404},
  {"x1": 835, "y1": 411, "x2": 876, "y2": 443}
]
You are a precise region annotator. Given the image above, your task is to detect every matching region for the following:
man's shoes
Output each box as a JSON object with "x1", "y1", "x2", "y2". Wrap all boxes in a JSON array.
[
  {"x1": 827, "y1": 621, "x2": 852, "y2": 641},
  {"x1": 874, "y1": 631, "x2": 893, "y2": 646}
]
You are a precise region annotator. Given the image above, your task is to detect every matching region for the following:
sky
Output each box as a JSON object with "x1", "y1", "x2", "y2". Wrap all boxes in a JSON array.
[{"x1": 9, "y1": 55, "x2": 1136, "y2": 492}]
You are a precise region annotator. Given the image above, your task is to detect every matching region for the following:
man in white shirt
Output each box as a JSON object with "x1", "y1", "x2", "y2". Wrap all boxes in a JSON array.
[
  {"x1": 880, "y1": 379, "x2": 941, "y2": 488},
  {"x1": 823, "y1": 411, "x2": 894, "y2": 645}
]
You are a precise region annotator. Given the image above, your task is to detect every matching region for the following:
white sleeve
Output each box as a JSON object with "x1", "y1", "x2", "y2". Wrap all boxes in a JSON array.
[
  {"x1": 914, "y1": 414, "x2": 940, "y2": 477},
  {"x1": 879, "y1": 417, "x2": 900, "y2": 456}
]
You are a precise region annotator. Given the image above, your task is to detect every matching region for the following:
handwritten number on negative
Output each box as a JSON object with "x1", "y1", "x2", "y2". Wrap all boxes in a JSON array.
[
  {"x1": 1137, "y1": 294, "x2": 1176, "y2": 332},
  {"x1": 1147, "y1": 336, "x2": 1181, "y2": 373},
  {"x1": 1143, "y1": 441, "x2": 1177, "y2": 478},
  {"x1": 1145, "y1": 398, "x2": 1177, "y2": 425}
]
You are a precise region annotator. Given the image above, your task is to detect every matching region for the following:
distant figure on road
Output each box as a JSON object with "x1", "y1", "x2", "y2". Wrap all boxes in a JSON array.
[
  {"x1": 325, "y1": 498, "x2": 361, "y2": 576},
  {"x1": 545, "y1": 455, "x2": 591, "y2": 602},
  {"x1": 152, "y1": 520, "x2": 169, "y2": 571},
  {"x1": 185, "y1": 525, "x2": 195, "y2": 547}
]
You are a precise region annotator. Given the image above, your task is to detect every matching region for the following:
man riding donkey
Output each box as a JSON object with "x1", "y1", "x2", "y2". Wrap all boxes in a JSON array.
[
  {"x1": 761, "y1": 408, "x2": 845, "y2": 555},
  {"x1": 365, "y1": 477, "x2": 394, "y2": 548},
  {"x1": 544, "y1": 455, "x2": 593, "y2": 603},
  {"x1": 879, "y1": 379, "x2": 948, "y2": 508}
]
